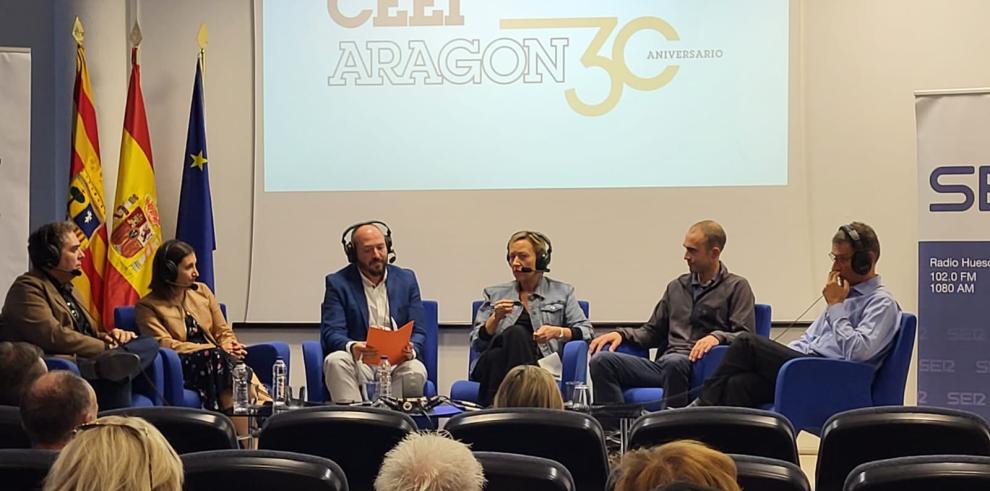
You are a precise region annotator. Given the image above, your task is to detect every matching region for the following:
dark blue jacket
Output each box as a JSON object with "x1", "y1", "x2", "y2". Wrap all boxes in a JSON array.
[{"x1": 320, "y1": 264, "x2": 426, "y2": 358}]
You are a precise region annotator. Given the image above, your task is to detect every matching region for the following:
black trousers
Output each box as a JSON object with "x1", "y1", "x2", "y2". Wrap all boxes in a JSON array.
[
  {"x1": 86, "y1": 336, "x2": 159, "y2": 410},
  {"x1": 699, "y1": 332, "x2": 808, "y2": 407},
  {"x1": 589, "y1": 350, "x2": 693, "y2": 408},
  {"x1": 471, "y1": 325, "x2": 542, "y2": 407}
]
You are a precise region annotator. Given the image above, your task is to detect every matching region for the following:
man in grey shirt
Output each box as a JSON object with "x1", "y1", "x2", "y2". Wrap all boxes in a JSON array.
[{"x1": 589, "y1": 220, "x2": 756, "y2": 408}]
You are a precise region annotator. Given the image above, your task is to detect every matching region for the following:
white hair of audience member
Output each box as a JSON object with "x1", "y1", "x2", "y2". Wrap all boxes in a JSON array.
[{"x1": 374, "y1": 432, "x2": 485, "y2": 491}]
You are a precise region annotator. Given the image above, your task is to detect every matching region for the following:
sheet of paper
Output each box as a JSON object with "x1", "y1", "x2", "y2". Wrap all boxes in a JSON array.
[
  {"x1": 537, "y1": 351, "x2": 563, "y2": 380},
  {"x1": 365, "y1": 321, "x2": 413, "y2": 365}
]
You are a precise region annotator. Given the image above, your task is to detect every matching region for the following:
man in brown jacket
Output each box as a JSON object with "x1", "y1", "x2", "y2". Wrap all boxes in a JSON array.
[{"x1": 0, "y1": 221, "x2": 158, "y2": 409}]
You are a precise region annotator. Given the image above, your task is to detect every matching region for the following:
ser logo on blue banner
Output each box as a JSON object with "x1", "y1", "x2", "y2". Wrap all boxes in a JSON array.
[
  {"x1": 918, "y1": 359, "x2": 955, "y2": 373},
  {"x1": 929, "y1": 165, "x2": 990, "y2": 212},
  {"x1": 947, "y1": 391, "x2": 987, "y2": 406}
]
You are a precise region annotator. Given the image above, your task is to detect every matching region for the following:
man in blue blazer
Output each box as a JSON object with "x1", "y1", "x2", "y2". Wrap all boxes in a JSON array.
[{"x1": 321, "y1": 221, "x2": 427, "y2": 403}]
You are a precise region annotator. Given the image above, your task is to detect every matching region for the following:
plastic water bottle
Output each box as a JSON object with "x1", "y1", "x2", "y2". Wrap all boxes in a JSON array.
[
  {"x1": 232, "y1": 362, "x2": 249, "y2": 414},
  {"x1": 377, "y1": 356, "x2": 392, "y2": 400},
  {"x1": 272, "y1": 357, "x2": 288, "y2": 412}
]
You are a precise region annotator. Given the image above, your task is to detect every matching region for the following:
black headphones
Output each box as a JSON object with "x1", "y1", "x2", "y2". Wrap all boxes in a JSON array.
[
  {"x1": 162, "y1": 239, "x2": 179, "y2": 283},
  {"x1": 27, "y1": 224, "x2": 64, "y2": 270},
  {"x1": 506, "y1": 231, "x2": 553, "y2": 272},
  {"x1": 156, "y1": 239, "x2": 182, "y2": 283},
  {"x1": 341, "y1": 221, "x2": 395, "y2": 264},
  {"x1": 42, "y1": 226, "x2": 62, "y2": 269},
  {"x1": 840, "y1": 224, "x2": 872, "y2": 275}
]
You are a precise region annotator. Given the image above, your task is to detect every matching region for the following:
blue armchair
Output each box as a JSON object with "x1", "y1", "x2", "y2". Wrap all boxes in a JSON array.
[
  {"x1": 769, "y1": 313, "x2": 917, "y2": 434},
  {"x1": 616, "y1": 304, "x2": 772, "y2": 410},
  {"x1": 303, "y1": 300, "x2": 439, "y2": 403},
  {"x1": 45, "y1": 352, "x2": 164, "y2": 407},
  {"x1": 449, "y1": 300, "x2": 590, "y2": 403},
  {"x1": 115, "y1": 305, "x2": 290, "y2": 408}
]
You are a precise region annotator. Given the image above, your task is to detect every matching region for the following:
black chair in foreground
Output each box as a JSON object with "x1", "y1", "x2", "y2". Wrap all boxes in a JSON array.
[
  {"x1": 445, "y1": 408, "x2": 608, "y2": 491},
  {"x1": 101, "y1": 406, "x2": 238, "y2": 454},
  {"x1": 844, "y1": 455, "x2": 990, "y2": 491},
  {"x1": 182, "y1": 449, "x2": 348, "y2": 491},
  {"x1": 0, "y1": 406, "x2": 29, "y2": 449},
  {"x1": 627, "y1": 407, "x2": 799, "y2": 464},
  {"x1": 816, "y1": 406, "x2": 990, "y2": 491},
  {"x1": 258, "y1": 406, "x2": 415, "y2": 491},
  {"x1": 731, "y1": 454, "x2": 810, "y2": 491},
  {"x1": 0, "y1": 448, "x2": 58, "y2": 490},
  {"x1": 474, "y1": 451, "x2": 575, "y2": 491}
]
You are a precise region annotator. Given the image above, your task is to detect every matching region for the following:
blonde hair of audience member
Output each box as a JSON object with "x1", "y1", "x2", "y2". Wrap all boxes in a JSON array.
[
  {"x1": 613, "y1": 440, "x2": 741, "y2": 491},
  {"x1": 493, "y1": 365, "x2": 565, "y2": 410},
  {"x1": 44, "y1": 415, "x2": 183, "y2": 491},
  {"x1": 374, "y1": 432, "x2": 485, "y2": 491}
]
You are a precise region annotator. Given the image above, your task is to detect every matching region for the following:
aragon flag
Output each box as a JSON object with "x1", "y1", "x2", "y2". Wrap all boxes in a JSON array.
[
  {"x1": 103, "y1": 42, "x2": 163, "y2": 329},
  {"x1": 68, "y1": 19, "x2": 109, "y2": 328}
]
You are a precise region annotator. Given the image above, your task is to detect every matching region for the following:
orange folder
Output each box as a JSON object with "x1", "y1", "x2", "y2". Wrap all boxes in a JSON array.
[{"x1": 365, "y1": 321, "x2": 413, "y2": 365}]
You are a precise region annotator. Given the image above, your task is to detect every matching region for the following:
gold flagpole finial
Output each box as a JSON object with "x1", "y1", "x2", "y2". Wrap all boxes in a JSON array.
[
  {"x1": 72, "y1": 17, "x2": 84, "y2": 46},
  {"x1": 197, "y1": 23, "x2": 208, "y2": 73},
  {"x1": 197, "y1": 23, "x2": 208, "y2": 51},
  {"x1": 130, "y1": 21, "x2": 143, "y2": 47}
]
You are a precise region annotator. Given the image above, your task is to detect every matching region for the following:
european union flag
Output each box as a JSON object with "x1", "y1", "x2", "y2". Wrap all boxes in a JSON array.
[{"x1": 176, "y1": 60, "x2": 216, "y2": 290}]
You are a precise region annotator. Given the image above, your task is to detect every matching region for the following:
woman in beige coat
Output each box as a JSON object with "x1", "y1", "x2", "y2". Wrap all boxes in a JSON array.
[{"x1": 137, "y1": 240, "x2": 269, "y2": 411}]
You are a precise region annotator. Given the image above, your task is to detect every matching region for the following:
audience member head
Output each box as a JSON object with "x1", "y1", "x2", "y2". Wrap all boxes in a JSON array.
[
  {"x1": 493, "y1": 365, "x2": 564, "y2": 410},
  {"x1": 831, "y1": 221, "x2": 881, "y2": 284},
  {"x1": 44, "y1": 415, "x2": 182, "y2": 491},
  {"x1": 0, "y1": 341, "x2": 47, "y2": 406},
  {"x1": 149, "y1": 239, "x2": 198, "y2": 296},
  {"x1": 612, "y1": 440, "x2": 741, "y2": 491},
  {"x1": 683, "y1": 220, "x2": 726, "y2": 278},
  {"x1": 20, "y1": 371, "x2": 97, "y2": 450},
  {"x1": 652, "y1": 483, "x2": 725, "y2": 491},
  {"x1": 374, "y1": 432, "x2": 485, "y2": 491},
  {"x1": 27, "y1": 221, "x2": 83, "y2": 283}
]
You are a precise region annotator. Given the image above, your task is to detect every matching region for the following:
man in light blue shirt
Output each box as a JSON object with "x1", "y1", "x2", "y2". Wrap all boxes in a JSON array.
[{"x1": 696, "y1": 222, "x2": 900, "y2": 407}]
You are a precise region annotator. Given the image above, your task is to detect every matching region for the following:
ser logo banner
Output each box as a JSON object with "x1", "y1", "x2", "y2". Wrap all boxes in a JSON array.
[{"x1": 325, "y1": 0, "x2": 695, "y2": 116}]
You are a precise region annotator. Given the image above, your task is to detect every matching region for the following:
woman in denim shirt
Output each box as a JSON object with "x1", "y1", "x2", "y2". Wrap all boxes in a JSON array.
[{"x1": 470, "y1": 231, "x2": 594, "y2": 406}]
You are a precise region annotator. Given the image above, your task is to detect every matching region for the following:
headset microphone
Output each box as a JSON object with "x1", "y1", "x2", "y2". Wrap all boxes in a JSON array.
[
  {"x1": 167, "y1": 280, "x2": 199, "y2": 291},
  {"x1": 53, "y1": 267, "x2": 83, "y2": 277},
  {"x1": 519, "y1": 267, "x2": 535, "y2": 273}
]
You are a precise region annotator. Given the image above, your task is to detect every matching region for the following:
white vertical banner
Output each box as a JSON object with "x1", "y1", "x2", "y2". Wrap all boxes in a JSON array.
[
  {"x1": 916, "y1": 88, "x2": 990, "y2": 420},
  {"x1": 0, "y1": 48, "x2": 31, "y2": 300}
]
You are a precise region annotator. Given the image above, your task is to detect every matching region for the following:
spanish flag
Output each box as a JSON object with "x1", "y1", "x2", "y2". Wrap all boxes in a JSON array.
[
  {"x1": 68, "y1": 18, "x2": 109, "y2": 328},
  {"x1": 104, "y1": 43, "x2": 162, "y2": 329}
]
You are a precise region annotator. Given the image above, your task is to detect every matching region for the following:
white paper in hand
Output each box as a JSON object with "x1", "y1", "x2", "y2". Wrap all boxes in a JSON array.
[{"x1": 537, "y1": 352, "x2": 563, "y2": 380}]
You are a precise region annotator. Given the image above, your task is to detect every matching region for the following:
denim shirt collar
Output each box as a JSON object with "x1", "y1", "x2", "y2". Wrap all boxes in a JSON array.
[{"x1": 515, "y1": 275, "x2": 549, "y2": 301}]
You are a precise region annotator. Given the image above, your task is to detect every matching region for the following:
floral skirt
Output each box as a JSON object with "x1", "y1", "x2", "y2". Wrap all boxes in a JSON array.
[{"x1": 180, "y1": 348, "x2": 232, "y2": 411}]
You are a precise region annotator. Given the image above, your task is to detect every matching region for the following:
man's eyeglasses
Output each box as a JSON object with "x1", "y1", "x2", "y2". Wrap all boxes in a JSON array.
[
  {"x1": 75, "y1": 420, "x2": 153, "y2": 489},
  {"x1": 828, "y1": 253, "x2": 851, "y2": 263}
]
